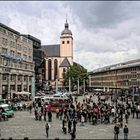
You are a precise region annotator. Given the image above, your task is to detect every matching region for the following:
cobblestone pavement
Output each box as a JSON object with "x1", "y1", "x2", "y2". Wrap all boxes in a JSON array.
[{"x1": 0, "y1": 95, "x2": 140, "y2": 139}]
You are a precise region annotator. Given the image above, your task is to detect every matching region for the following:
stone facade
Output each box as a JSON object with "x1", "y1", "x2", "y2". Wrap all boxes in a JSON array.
[{"x1": 0, "y1": 23, "x2": 34, "y2": 99}]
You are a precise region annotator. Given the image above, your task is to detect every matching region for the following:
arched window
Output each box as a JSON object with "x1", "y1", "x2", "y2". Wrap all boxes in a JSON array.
[
  {"x1": 48, "y1": 59, "x2": 52, "y2": 80},
  {"x1": 54, "y1": 59, "x2": 58, "y2": 80}
]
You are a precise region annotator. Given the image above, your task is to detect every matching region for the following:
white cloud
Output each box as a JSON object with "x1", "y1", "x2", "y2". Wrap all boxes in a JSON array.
[{"x1": 0, "y1": 1, "x2": 140, "y2": 72}]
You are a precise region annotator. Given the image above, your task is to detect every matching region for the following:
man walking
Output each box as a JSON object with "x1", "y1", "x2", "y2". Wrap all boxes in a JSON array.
[
  {"x1": 123, "y1": 124, "x2": 129, "y2": 140},
  {"x1": 45, "y1": 122, "x2": 50, "y2": 138}
]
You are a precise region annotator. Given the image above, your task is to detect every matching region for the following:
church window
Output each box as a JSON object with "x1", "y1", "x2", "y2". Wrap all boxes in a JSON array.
[
  {"x1": 48, "y1": 59, "x2": 52, "y2": 80},
  {"x1": 63, "y1": 68, "x2": 66, "y2": 78},
  {"x1": 67, "y1": 41, "x2": 69, "y2": 44},
  {"x1": 62, "y1": 41, "x2": 65, "y2": 44},
  {"x1": 54, "y1": 59, "x2": 58, "y2": 80}
]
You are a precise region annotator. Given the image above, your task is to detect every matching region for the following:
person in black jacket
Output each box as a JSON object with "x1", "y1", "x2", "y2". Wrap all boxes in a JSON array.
[
  {"x1": 45, "y1": 122, "x2": 50, "y2": 137},
  {"x1": 123, "y1": 124, "x2": 129, "y2": 140},
  {"x1": 114, "y1": 123, "x2": 120, "y2": 140}
]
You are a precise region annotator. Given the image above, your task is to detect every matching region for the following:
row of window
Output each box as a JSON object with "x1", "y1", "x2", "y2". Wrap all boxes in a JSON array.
[
  {"x1": 0, "y1": 26, "x2": 32, "y2": 45},
  {"x1": 1, "y1": 39, "x2": 33, "y2": 53},
  {"x1": 62, "y1": 40, "x2": 70, "y2": 44},
  {"x1": 91, "y1": 74, "x2": 140, "y2": 81},
  {"x1": 2, "y1": 74, "x2": 32, "y2": 82},
  {"x1": 0, "y1": 26, "x2": 18, "y2": 39},
  {"x1": 91, "y1": 81, "x2": 140, "y2": 87},
  {"x1": 0, "y1": 58, "x2": 33, "y2": 70}
]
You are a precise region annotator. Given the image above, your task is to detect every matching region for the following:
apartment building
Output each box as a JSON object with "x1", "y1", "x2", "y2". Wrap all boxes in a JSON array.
[
  {"x1": 89, "y1": 59, "x2": 140, "y2": 94},
  {"x1": 0, "y1": 23, "x2": 34, "y2": 99}
]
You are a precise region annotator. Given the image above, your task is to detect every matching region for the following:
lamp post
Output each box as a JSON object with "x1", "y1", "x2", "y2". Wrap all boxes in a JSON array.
[
  {"x1": 69, "y1": 77, "x2": 71, "y2": 93},
  {"x1": 55, "y1": 75, "x2": 58, "y2": 94},
  {"x1": 31, "y1": 73, "x2": 35, "y2": 98},
  {"x1": 83, "y1": 79, "x2": 85, "y2": 93},
  {"x1": 77, "y1": 77, "x2": 79, "y2": 95}
]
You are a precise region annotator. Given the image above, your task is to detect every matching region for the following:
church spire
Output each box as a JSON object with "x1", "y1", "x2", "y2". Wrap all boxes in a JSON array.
[
  {"x1": 61, "y1": 19, "x2": 72, "y2": 36},
  {"x1": 65, "y1": 18, "x2": 69, "y2": 29}
]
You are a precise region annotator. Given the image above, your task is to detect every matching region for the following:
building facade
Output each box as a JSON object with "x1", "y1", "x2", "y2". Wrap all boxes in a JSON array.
[
  {"x1": 89, "y1": 59, "x2": 140, "y2": 94},
  {"x1": 22, "y1": 34, "x2": 44, "y2": 90},
  {"x1": 41, "y1": 20, "x2": 73, "y2": 87},
  {"x1": 0, "y1": 23, "x2": 34, "y2": 99}
]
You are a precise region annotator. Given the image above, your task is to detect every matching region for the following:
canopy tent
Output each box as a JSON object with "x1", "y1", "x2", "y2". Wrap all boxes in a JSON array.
[
  {"x1": 14, "y1": 91, "x2": 31, "y2": 95},
  {"x1": 36, "y1": 92, "x2": 45, "y2": 96}
]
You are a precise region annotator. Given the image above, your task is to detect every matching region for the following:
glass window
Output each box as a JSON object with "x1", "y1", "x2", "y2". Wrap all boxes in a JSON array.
[
  {"x1": 54, "y1": 59, "x2": 58, "y2": 80},
  {"x1": 2, "y1": 38, "x2": 8, "y2": 45},
  {"x1": 10, "y1": 75, "x2": 15, "y2": 81},
  {"x1": 3, "y1": 74, "x2": 7, "y2": 81},
  {"x1": 18, "y1": 75, "x2": 22, "y2": 81},
  {"x1": 48, "y1": 59, "x2": 52, "y2": 80},
  {"x1": 2, "y1": 48, "x2": 7, "y2": 54}
]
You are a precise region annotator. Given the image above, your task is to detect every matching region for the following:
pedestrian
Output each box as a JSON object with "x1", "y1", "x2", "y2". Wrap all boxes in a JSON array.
[
  {"x1": 68, "y1": 119, "x2": 72, "y2": 133},
  {"x1": 44, "y1": 109, "x2": 46, "y2": 121},
  {"x1": 125, "y1": 113, "x2": 129, "y2": 124},
  {"x1": 39, "y1": 111, "x2": 42, "y2": 121},
  {"x1": 70, "y1": 129, "x2": 76, "y2": 140},
  {"x1": 34, "y1": 108, "x2": 38, "y2": 120},
  {"x1": 56, "y1": 108, "x2": 59, "y2": 119},
  {"x1": 114, "y1": 123, "x2": 120, "y2": 140},
  {"x1": 123, "y1": 124, "x2": 129, "y2": 140},
  {"x1": 73, "y1": 118, "x2": 77, "y2": 133},
  {"x1": 48, "y1": 111, "x2": 52, "y2": 122},
  {"x1": 45, "y1": 122, "x2": 50, "y2": 137},
  {"x1": 80, "y1": 115, "x2": 85, "y2": 126},
  {"x1": 29, "y1": 103, "x2": 32, "y2": 113}
]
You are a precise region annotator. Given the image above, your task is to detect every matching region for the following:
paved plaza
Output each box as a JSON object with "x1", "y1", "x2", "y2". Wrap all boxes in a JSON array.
[{"x1": 0, "y1": 95, "x2": 140, "y2": 139}]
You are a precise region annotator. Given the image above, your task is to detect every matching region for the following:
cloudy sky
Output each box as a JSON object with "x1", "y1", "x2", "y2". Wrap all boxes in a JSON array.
[{"x1": 0, "y1": 1, "x2": 140, "y2": 71}]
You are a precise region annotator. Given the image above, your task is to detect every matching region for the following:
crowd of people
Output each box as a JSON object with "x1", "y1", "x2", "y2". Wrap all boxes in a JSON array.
[
  {"x1": 30, "y1": 92, "x2": 140, "y2": 140},
  {"x1": 54, "y1": 93, "x2": 139, "y2": 140}
]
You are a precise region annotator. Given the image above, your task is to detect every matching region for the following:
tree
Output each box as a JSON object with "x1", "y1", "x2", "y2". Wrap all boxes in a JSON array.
[{"x1": 63, "y1": 63, "x2": 88, "y2": 90}]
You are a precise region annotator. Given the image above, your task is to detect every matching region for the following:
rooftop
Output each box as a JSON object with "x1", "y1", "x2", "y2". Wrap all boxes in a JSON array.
[
  {"x1": 90, "y1": 59, "x2": 140, "y2": 73},
  {"x1": 41, "y1": 44, "x2": 60, "y2": 57},
  {"x1": 0, "y1": 22, "x2": 20, "y2": 35}
]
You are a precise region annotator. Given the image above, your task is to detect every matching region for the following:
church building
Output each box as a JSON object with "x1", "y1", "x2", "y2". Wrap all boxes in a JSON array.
[{"x1": 41, "y1": 20, "x2": 73, "y2": 87}]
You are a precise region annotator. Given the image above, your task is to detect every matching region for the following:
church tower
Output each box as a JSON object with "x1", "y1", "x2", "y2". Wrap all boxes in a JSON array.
[{"x1": 60, "y1": 20, "x2": 73, "y2": 66}]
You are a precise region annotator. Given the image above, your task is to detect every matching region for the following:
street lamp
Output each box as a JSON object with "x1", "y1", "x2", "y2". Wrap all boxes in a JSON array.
[
  {"x1": 77, "y1": 77, "x2": 79, "y2": 95},
  {"x1": 83, "y1": 79, "x2": 85, "y2": 93},
  {"x1": 55, "y1": 75, "x2": 58, "y2": 94},
  {"x1": 69, "y1": 77, "x2": 71, "y2": 93}
]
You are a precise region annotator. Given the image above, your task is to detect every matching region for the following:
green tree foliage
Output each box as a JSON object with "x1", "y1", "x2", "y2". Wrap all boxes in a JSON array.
[{"x1": 63, "y1": 64, "x2": 88, "y2": 89}]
